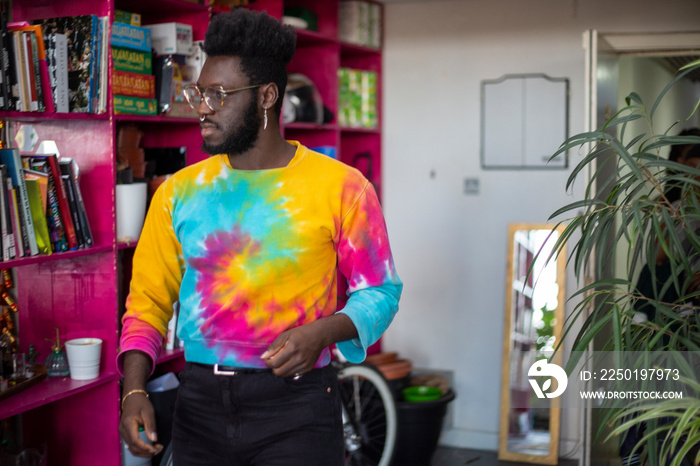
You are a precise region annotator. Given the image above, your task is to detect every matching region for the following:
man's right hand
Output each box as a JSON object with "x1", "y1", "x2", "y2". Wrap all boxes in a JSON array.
[
  {"x1": 119, "y1": 392, "x2": 163, "y2": 457},
  {"x1": 119, "y1": 350, "x2": 163, "y2": 457}
]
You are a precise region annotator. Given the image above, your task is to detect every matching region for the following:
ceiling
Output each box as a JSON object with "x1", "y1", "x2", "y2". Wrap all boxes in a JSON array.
[{"x1": 657, "y1": 55, "x2": 700, "y2": 82}]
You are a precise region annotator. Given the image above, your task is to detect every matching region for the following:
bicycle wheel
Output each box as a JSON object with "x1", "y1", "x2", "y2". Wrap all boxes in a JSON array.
[{"x1": 337, "y1": 363, "x2": 397, "y2": 466}]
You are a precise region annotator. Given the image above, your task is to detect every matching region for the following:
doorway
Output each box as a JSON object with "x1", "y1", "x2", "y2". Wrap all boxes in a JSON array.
[{"x1": 582, "y1": 30, "x2": 700, "y2": 466}]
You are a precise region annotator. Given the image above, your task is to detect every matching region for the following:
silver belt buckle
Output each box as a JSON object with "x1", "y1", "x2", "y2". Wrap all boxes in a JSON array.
[{"x1": 213, "y1": 364, "x2": 237, "y2": 376}]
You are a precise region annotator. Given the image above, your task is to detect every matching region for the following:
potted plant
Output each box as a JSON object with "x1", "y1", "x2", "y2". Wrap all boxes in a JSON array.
[{"x1": 548, "y1": 59, "x2": 700, "y2": 465}]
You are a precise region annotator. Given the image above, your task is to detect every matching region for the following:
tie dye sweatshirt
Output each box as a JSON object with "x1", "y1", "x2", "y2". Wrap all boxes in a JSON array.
[{"x1": 118, "y1": 142, "x2": 402, "y2": 373}]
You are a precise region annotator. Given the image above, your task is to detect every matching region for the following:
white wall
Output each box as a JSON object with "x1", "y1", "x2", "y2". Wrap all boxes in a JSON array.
[{"x1": 380, "y1": 0, "x2": 700, "y2": 458}]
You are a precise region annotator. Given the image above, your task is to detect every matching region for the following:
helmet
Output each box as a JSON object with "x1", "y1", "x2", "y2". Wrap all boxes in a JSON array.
[{"x1": 282, "y1": 73, "x2": 325, "y2": 124}]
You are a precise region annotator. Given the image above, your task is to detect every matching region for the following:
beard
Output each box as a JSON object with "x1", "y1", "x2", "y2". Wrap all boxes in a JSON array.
[{"x1": 201, "y1": 97, "x2": 262, "y2": 156}]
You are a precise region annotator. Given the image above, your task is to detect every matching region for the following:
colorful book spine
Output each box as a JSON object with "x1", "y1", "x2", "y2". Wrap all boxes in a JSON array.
[
  {"x1": 0, "y1": 149, "x2": 38, "y2": 256},
  {"x1": 25, "y1": 178, "x2": 51, "y2": 255},
  {"x1": 111, "y1": 47, "x2": 152, "y2": 75},
  {"x1": 0, "y1": 10, "x2": 15, "y2": 111},
  {"x1": 24, "y1": 31, "x2": 42, "y2": 111},
  {"x1": 24, "y1": 154, "x2": 77, "y2": 250},
  {"x1": 113, "y1": 95, "x2": 157, "y2": 116},
  {"x1": 12, "y1": 31, "x2": 29, "y2": 111},
  {"x1": 111, "y1": 23, "x2": 151, "y2": 53},
  {"x1": 8, "y1": 187, "x2": 23, "y2": 257},
  {"x1": 0, "y1": 165, "x2": 14, "y2": 260},
  {"x1": 112, "y1": 70, "x2": 155, "y2": 99},
  {"x1": 25, "y1": 157, "x2": 68, "y2": 252},
  {"x1": 60, "y1": 173, "x2": 83, "y2": 248},
  {"x1": 59, "y1": 159, "x2": 92, "y2": 248},
  {"x1": 52, "y1": 33, "x2": 69, "y2": 113}
]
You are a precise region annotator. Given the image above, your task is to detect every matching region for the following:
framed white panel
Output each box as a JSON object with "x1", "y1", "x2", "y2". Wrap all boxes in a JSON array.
[{"x1": 481, "y1": 74, "x2": 569, "y2": 169}]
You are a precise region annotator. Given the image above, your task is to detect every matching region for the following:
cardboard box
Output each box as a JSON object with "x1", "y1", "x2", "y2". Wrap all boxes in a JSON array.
[{"x1": 145, "y1": 22, "x2": 193, "y2": 56}]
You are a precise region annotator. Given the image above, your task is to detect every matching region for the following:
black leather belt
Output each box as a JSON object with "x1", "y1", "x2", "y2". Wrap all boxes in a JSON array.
[{"x1": 190, "y1": 362, "x2": 270, "y2": 376}]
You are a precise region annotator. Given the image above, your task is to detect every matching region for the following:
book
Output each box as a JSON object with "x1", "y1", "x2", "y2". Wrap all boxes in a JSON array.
[
  {"x1": 114, "y1": 10, "x2": 142, "y2": 27},
  {"x1": 22, "y1": 31, "x2": 39, "y2": 112},
  {"x1": 12, "y1": 31, "x2": 28, "y2": 111},
  {"x1": 8, "y1": 25, "x2": 53, "y2": 112},
  {"x1": 113, "y1": 95, "x2": 157, "y2": 116},
  {"x1": 0, "y1": 10, "x2": 17, "y2": 111},
  {"x1": 60, "y1": 172, "x2": 83, "y2": 248},
  {"x1": 23, "y1": 168, "x2": 48, "y2": 210},
  {"x1": 36, "y1": 16, "x2": 100, "y2": 113},
  {"x1": 8, "y1": 186, "x2": 23, "y2": 257},
  {"x1": 49, "y1": 33, "x2": 69, "y2": 113},
  {"x1": 0, "y1": 20, "x2": 6, "y2": 110},
  {"x1": 25, "y1": 157, "x2": 68, "y2": 252},
  {"x1": 0, "y1": 165, "x2": 14, "y2": 260},
  {"x1": 0, "y1": 148, "x2": 38, "y2": 256},
  {"x1": 112, "y1": 70, "x2": 155, "y2": 99},
  {"x1": 91, "y1": 17, "x2": 103, "y2": 113},
  {"x1": 111, "y1": 47, "x2": 152, "y2": 75},
  {"x1": 97, "y1": 17, "x2": 108, "y2": 114},
  {"x1": 111, "y1": 23, "x2": 151, "y2": 53},
  {"x1": 59, "y1": 159, "x2": 92, "y2": 248},
  {"x1": 22, "y1": 154, "x2": 77, "y2": 250},
  {"x1": 24, "y1": 178, "x2": 51, "y2": 255}
]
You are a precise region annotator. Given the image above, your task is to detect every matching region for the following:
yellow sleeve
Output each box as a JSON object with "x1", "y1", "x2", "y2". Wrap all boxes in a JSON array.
[{"x1": 123, "y1": 181, "x2": 185, "y2": 339}]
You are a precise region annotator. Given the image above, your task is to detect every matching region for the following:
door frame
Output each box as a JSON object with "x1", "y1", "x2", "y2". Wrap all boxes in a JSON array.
[{"x1": 581, "y1": 29, "x2": 700, "y2": 466}]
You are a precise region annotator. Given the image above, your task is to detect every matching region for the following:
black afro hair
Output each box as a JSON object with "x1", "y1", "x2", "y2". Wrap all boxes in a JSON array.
[{"x1": 203, "y1": 9, "x2": 296, "y2": 114}]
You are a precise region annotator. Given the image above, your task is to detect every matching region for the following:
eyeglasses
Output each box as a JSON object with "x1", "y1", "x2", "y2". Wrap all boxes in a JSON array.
[{"x1": 183, "y1": 83, "x2": 261, "y2": 112}]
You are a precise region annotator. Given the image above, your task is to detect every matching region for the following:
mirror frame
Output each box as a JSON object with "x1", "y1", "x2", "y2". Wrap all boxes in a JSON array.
[{"x1": 497, "y1": 223, "x2": 567, "y2": 464}]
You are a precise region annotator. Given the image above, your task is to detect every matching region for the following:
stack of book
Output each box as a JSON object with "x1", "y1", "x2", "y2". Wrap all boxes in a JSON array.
[
  {"x1": 339, "y1": 0, "x2": 382, "y2": 49},
  {"x1": 112, "y1": 10, "x2": 157, "y2": 116},
  {"x1": 338, "y1": 67, "x2": 378, "y2": 129},
  {"x1": 0, "y1": 148, "x2": 93, "y2": 261},
  {"x1": 0, "y1": 10, "x2": 109, "y2": 114}
]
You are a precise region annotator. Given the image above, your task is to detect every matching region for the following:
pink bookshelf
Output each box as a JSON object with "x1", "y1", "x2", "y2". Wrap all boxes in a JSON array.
[
  {"x1": 2, "y1": 0, "x2": 384, "y2": 464},
  {"x1": 0, "y1": 372, "x2": 118, "y2": 420}
]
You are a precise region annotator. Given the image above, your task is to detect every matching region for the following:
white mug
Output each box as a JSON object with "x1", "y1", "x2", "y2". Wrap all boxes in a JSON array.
[{"x1": 65, "y1": 338, "x2": 102, "y2": 380}]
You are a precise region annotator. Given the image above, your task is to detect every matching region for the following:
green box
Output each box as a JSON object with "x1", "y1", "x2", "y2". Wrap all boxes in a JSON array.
[
  {"x1": 112, "y1": 46, "x2": 152, "y2": 75},
  {"x1": 114, "y1": 9, "x2": 141, "y2": 26},
  {"x1": 114, "y1": 95, "x2": 157, "y2": 115}
]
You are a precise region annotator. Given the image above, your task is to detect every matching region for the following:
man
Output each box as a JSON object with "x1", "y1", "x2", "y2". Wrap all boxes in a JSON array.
[{"x1": 118, "y1": 8, "x2": 402, "y2": 466}]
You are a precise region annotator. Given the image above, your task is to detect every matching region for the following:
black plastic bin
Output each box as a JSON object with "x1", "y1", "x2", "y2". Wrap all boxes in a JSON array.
[{"x1": 391, "y1": 390, "x2": 456, "y2": 466}]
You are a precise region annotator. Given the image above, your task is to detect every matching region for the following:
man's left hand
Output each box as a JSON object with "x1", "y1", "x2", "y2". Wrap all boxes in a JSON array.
[
  {"x1": 261, "y1": 314, "x2": 358, "y2": 377},
  {"x1": 261, "y1": 322, "x2": 325, "y2": 377}
]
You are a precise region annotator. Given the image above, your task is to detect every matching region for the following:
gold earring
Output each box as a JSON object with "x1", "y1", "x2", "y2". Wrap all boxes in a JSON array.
[{"x1": 263, "y1": 107, "x2": 268, "y2": 130}]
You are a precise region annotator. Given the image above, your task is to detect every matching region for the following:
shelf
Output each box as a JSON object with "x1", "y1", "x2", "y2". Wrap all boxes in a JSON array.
[
  {"x1": 0, "y1": 245, "x2": 112, "y2": 268},
  {"x1": 115, "y1": 114, "x2": 199, "y2": 124},
  {"x1": 295, "y1": 28, "x2": 338, "y2": 46},
  {"x1": 116, "y1": 0, "x2": 209, "y2": 14},
  {"x1": 284, "y1": 122, "x2": 338, "y2": 131},
  {"x1": 117, "y1": 241, "x2": 138, "y2": 250},
  {"x1": 340, "y1": 126, "x2": 381, "y2": 135},
  {"x1": 340, "y1": 41, "x2": 382, "y2": 56},
  {"x1": 0, "y1": 370, "x2": 118, "y2": 421},
  {"x1": 157, "y1": 348, "x2": 184, "y2": 364},
  {"x1": 0, "y1": 111, "x2": 110, "y2": 122}
]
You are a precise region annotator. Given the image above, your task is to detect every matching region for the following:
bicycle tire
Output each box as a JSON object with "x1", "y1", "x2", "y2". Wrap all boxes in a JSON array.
[
  {"x1": 338, "y1": 363, "x2": 397, "y2": 466},
  {"x1": 158, "y1": 442, "x2": 173, "y2": 466}
]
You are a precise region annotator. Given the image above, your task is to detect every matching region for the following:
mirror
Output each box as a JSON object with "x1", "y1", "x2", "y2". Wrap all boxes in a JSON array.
[{"x1": 498, "y1": 223, "x2": 566, "y2": 464}]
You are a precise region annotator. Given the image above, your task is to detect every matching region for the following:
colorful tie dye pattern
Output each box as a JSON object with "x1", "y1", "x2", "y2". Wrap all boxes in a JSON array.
[{"x1": 118, "y1": 142, "x2": 401, "y2": 373}]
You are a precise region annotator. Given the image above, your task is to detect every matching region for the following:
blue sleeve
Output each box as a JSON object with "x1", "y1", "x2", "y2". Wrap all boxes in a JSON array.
[{"x1": 336, "y1": 281, "x2": 403, "y2": 363}]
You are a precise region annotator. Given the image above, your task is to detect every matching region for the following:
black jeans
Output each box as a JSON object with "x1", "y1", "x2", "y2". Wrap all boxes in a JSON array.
[{"x1": 172, "y1": 362, "x2": 343, "y2": 466}]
